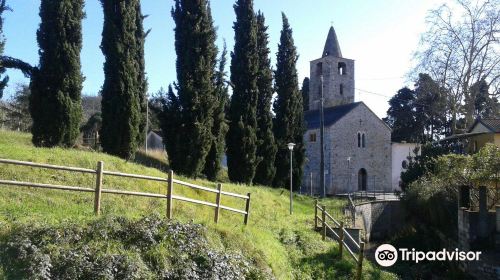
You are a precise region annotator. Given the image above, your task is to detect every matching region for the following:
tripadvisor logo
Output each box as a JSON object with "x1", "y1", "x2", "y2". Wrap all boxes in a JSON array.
[
  {"x1": 375, "y1": 244, "x2": 398, "y2": 267},
  {"x1": 374, "y1": 244, "x2": 481, "y2": 267}
]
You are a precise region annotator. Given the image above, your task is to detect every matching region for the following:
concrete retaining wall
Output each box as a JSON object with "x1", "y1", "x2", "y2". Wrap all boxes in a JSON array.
[{"x1": 355, "y1": 200, "x2": 403, "y2": 241}]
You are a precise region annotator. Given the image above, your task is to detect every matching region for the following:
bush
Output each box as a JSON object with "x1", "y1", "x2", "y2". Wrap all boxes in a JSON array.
[{"x1": 0, "y1": 215, "x2": 270, "y2": 280}]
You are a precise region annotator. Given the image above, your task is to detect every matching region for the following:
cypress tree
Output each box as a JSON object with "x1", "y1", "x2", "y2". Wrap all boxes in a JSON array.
[
  {"x1": 134, "y1": 3, "x2": 148, "y2": 148},
  {"x1": 253, "y1": 11, "x2": 277, "y2": 186},
  {"x1": 29, "y1": 0, "x2": 84, "y2": 147},
  {"x1": 227, "y1": 0, "x2": 259, "y2": 184},
  {"x1": 204, "y1": 42, "x2": 229, "y2": 181},
  {"x1": 170, "y1": 0, "x2": 218, "y2": 177},
  {"x1": 273, "y1": 13, "x2": 305, "y2": 190},
  {"x1": 100, "y1": 0, "x2": 145, "y2": 158},
  {"x1": 0, "y1": 0, "x2": 11, "y2": 99},
  {"x1": 161, "y1": 85, "x2": 182, "y2": 167},
  {"x1": 301, "y1": 77, "x2": 309, "y2": 111}
]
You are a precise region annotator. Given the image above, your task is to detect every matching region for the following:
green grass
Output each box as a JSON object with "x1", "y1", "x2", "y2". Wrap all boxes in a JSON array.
[{"x1": 0, "y1": 130, "x2": 396, "y2": 279}]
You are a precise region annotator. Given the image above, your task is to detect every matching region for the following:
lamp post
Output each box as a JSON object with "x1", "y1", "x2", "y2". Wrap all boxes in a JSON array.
[
  {"x1": 347, "y1": 157, "x2": 351, "y2": 194},
  {"x1": 287, "y1": 142, "x2": 296, "y2": 215}
]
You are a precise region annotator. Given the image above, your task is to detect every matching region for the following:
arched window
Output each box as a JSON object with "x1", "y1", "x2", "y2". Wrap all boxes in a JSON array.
[
  {"x1": 357, "y1": 132, "x2": 361, "y2": 148},
  {"x1": 338, "y1": 62, "x2": 346, "y2": 75},
  {"x1": 339, "y1": 84, "x2": 344, "y2": 95},
  {"x1": 362, "y1": 133, "x2": 366, "y2": 148}
]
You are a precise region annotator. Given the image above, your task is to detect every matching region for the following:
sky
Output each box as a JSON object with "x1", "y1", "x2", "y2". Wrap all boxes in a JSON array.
[{"x1": 2, "y1": 0, "x2": 442, "y2": 118}]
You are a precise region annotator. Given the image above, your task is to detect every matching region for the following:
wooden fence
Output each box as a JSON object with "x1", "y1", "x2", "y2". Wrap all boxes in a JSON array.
[
  {"x1": 315, "y1": 200, "x2": 365, "y2": 280},
  {"x1": 0, "y1": 158, "x2": 251, "y2": 225}
]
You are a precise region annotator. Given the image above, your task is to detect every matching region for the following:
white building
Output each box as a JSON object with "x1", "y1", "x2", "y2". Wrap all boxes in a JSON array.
[{"x1": 391, "y1": 142, "x2": 420, "y2": 191}]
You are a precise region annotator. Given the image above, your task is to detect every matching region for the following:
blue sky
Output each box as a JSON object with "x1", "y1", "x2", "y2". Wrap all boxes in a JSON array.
[{"x1": 3, "y1": 0, "x2": 441, "y2": 117}]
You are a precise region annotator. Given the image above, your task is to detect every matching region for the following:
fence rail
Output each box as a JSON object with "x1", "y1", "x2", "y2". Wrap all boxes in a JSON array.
[
  {"x1": 314, "y1": 200, "x2": 365, "y2": 280},
  {"x1": 0, "y1": 158, "x2": 251, "y2": 225}
]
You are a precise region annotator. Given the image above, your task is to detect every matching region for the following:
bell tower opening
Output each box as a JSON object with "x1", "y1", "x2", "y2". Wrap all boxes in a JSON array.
[{"x1": 338, "y1": 62, "x2": 346, "y2": 75}]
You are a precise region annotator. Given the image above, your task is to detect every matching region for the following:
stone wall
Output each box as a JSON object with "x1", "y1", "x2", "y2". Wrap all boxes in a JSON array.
[
  {"x1": 327, "y1": 104, "x2": 391, "y2": 194},
  {"x1": 497, "y1": 206, "x2": 500, "y2": 250},
  {"x1": 302, "y1": 104, "x2": 392, "y2": 195},
  {"x1": 355, "y1": 200, "x2": 403, "y2": 241},
  {"x1": 458, "y1": 208, "x2": 497, "y2": 251},
  {"x1": 460, "y1": 255, "x2": 500, "y2": 280}
]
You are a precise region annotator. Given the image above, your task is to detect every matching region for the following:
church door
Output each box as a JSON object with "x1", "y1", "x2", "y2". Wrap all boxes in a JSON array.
[{"x1": 358, "y1": 168, "x2": 367, "y2": 191}]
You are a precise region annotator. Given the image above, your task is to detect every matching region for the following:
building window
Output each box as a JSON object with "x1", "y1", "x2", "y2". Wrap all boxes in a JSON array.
[
  {"x1": 309, "y1": 133, "x2": 317, "y2": 142},
  {"x1": 340, "y1": 84, "x2": 344, "y2": 95},
  {"x1": 338, "y1": 62, "x2": 346, "y2": 75},
  {"x1": 357, "y1": 132, "x2": 366, "y2": 148},
  {"x1": 316, "y1": 62, "x2": 323, "y2": 76}
]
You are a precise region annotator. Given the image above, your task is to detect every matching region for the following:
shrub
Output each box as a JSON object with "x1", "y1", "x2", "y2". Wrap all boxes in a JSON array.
[{"x1": 0, "y1": 215, "x2": 270, "y2": 279}]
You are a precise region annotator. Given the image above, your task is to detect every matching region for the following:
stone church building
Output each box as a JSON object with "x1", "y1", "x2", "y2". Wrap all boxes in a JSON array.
[{"x1": 302, "y1": 26, "x2": 392, "y2": 195}]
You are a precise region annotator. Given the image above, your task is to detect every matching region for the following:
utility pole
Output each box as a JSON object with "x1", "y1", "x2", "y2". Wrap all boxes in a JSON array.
[
  {"x1": 145, "y1": 96, "x2": 149, "y2": 152},
  {"x1": 319, "y1": 75, "x2": 325, "y2": 198}
]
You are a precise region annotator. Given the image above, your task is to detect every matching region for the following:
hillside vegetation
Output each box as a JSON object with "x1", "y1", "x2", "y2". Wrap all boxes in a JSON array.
[{"x1": 0, "y1": 130, "x2": 395, "y2": 279}]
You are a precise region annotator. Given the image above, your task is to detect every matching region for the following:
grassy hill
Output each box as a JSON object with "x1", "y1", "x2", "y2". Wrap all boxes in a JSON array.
[{"x1": 0, "y1": 130, "x2": 395, "y2": 279}]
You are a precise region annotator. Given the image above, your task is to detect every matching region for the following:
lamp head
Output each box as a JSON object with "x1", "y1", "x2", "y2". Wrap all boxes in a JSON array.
[{"x1": 287, "y1": 143, "x2": 296, "y2": 151}]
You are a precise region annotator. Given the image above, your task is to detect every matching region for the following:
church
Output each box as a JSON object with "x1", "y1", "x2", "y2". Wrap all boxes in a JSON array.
[{"x1": 302, "y1": 26, "x2": 392, "y2": 195}]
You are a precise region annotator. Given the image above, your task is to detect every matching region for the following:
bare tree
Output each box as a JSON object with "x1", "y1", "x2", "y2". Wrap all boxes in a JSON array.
[
  {"x1": 414, "y1": 0, "x2": 500, "y2": 132},
  {"x1": 81, "y1": 94, "x2": 101, "y2": 122}
]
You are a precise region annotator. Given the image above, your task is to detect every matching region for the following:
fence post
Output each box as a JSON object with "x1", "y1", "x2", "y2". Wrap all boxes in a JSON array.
[
  {"x1": 356, "y1": 242, "x2": 365, "y2": 280},
  {"x1": 314, "y1": 199, "x2": 318, "y2": 229},
  {"x1": 167, "y1": 170, "x2": 173, "y2": 219},
  {"x1": 338, "y1": 221, "x2": 344, "y2": 257},
  {"x1": 94, "y1": 161, "x2": 104, "y2": 216},
  {"x1": 322, "y1": 205, "x2": 326, "y2": 241},
  {"x1": 214, "y1": 183, "x2": 222, "y2": 223},
  {"x1": 244, "y1": 193, "x2": 251, "y2": 225}
]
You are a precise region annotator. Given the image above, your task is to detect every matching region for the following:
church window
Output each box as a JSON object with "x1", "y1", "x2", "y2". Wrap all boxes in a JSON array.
[
  {"x1": 338, "y1": 62, "x2": 346, "y2": 75},
  {"x1": 309, "y1": 133, "x2": 317, "y2": 142},
  {"x1": 340, "y1": 84, "x2": 344, "y2": 95},
  {"x1": 357, "y1": 132, "x2": 366, "y2": 148},
  {"x1": 316, "y1": 62, "x2": 323, "y2": 76}
]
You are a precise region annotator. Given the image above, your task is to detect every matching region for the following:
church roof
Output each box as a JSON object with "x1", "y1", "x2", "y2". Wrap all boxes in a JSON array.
[
  {"x1": 305, "y1": 102, "x2": 361, "y2": 130},
  {"x1": 322, "y1": 26, "x2": 342, "y2": 58}
]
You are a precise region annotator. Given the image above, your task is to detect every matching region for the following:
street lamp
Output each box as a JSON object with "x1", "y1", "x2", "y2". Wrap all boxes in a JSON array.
[
  {"x1": 287, "y1": 142, "x2": 296, "y2": 215},
  {"x1": 347, "y1": 157, "x2": 351, "y2": 194}
]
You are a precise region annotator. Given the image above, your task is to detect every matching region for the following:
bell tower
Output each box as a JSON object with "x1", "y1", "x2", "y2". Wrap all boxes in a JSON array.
[{"x1": 308, "y1": 26, "x2": 355, "y2": 110}]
